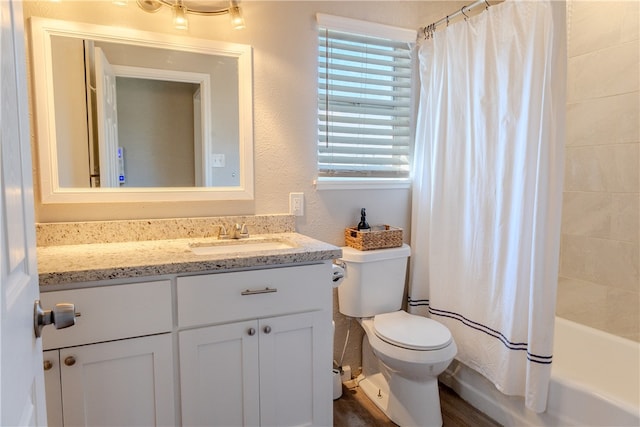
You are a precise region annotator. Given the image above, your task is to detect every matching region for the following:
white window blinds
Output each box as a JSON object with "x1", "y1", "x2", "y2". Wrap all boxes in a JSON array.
[{"x1": 318, "y1": 19, "x2": 415, "y2": 178}]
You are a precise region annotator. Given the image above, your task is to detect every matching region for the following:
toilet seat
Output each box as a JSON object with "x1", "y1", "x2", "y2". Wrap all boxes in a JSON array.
[
  {"x1": 359, "y1": 316, "x2": 457, "y2": 376},
  {"x1": 373, "y1": 311, "x2": 452, "y2": 351}
]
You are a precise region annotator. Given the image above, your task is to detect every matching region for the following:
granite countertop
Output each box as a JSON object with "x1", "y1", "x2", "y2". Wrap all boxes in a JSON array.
[{"x1": 38, "y1": 233, "x2": 342, "y2": 286}]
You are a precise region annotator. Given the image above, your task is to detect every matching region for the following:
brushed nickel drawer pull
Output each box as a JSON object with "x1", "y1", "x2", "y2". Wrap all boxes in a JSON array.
[{"x1": 241, "y1": 287, "x2": 277, "y2": 296}]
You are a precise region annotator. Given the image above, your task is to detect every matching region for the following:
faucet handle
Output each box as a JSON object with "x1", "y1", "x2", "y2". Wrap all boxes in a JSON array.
[
  {"x1": 218, "y1": 224, "x2": 229, "y2": 239},
  {"x1": 239, "y1": 223, "x2": 249, "y2": 238}
]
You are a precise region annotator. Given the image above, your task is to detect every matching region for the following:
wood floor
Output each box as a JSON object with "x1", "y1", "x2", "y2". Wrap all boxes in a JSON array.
[{"x1": 333, "y1": 381, "x2": 501, "y2": 427}]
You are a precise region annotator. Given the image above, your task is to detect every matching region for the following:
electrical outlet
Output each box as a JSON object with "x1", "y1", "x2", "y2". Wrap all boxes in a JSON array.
[
  {"x1": 289, "y1": 192, "x2": 304, "y2": 217},
  {"x1": 211, "y1": 154, "x2": 225, "y2": 167}
]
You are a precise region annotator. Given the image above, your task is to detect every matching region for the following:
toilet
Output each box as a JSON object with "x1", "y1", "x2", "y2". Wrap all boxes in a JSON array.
[{"x1": 338, "y1": 244, "x2": 457, "y2": 427}]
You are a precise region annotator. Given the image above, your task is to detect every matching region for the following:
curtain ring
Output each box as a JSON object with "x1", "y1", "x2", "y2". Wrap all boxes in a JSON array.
[
  {"x1": 446, "y1": 15, "x2": 450, "y2": 27},
  {"x1": 461, "y1": 6, "x2": 469, "y2": 20},
  {"x1": 485, "y1": 0, "x2": 491, "y2": 10}
]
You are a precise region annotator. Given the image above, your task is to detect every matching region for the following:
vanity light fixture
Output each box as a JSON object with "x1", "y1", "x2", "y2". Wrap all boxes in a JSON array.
[
  {"x1": 136, "y1": 0, "x2": 245, "y2": 30},
  {"x1": 173, "y1": 1, "x2": 189, "y2": 30},
  {"x1": 229, "y1": 4, "x2": 246, "y2": 30}
]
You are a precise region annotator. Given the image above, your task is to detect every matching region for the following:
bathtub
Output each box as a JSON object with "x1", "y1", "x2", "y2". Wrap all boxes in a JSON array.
[{"x1": 440, "y1": 317, "x2": 640, "y2": 426}]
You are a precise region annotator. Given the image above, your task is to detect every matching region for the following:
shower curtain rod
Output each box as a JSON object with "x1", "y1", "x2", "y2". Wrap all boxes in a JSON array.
[{"x1": 422, "y1": 0, "x2": 491, "y2": 37}]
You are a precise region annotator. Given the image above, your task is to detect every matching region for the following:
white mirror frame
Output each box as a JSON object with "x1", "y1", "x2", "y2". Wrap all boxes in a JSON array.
[{"x1": 29, "y1": 17, "x2": 254, "y2": 203}]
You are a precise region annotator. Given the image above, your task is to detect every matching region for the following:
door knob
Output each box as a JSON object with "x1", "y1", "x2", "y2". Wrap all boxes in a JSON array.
[
  {"x1": 34, "y1": 300, "x2": 80, "y2": 338},
  {"x1": 43, "y1": 360, "x2": 53, "y2": 371},
  {"x1": 64, "y1": 356, "x2": 76, "y2": 367},
  {"x1": 263, "y1": 325, "x2": 272, "y2": 334}
]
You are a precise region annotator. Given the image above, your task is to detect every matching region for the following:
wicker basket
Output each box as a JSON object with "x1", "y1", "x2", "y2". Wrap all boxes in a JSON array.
[{"x1": 344, "y1": 225, "x2": 403, "y2": 251}]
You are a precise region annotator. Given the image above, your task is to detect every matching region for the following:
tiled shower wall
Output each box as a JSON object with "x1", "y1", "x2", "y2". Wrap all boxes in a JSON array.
[{"x1": 558, "y1": 1, "x2": 639, "y2": 342}]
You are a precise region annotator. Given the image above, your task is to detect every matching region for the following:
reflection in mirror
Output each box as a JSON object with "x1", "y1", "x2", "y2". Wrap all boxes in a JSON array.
[{"x1": 30, "y1": 17, "x2": 253, "y2": 203}]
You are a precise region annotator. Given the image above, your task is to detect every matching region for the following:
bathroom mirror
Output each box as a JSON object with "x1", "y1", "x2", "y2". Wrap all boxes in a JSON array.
[{"x1": 29, "y1": 17, "x2": 254, "y2": 203}]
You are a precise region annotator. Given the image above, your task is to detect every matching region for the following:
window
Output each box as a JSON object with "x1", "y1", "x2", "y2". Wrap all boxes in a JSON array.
[{"x1": 317, "y1": 14, "x2": 416, "y2": 185}]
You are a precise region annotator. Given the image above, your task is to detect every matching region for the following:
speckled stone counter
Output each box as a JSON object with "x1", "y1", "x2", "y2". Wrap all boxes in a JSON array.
[
  {"x1": 38, "y1": 233, "x2": 342, "y2": 286},
  {"x1": 36, "y1": 215, "x2": 342, "y2": 287}
]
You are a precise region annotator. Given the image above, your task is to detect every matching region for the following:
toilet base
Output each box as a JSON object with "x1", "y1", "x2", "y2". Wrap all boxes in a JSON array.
[
  {"x1": 358, "y1": 334, "x2": 444, "y2": 426},
  {"x1": 357, "y1": 373, "x2": 390, "y2": 416},
  {"x1": 358, "y1": 371, "x2": 443, "y2": 427}
]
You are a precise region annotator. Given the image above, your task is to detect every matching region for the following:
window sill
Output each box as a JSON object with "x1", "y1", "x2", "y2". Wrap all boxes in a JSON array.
[{"x1": 313, "y1": 177, "x2": 411, "y2": 191}]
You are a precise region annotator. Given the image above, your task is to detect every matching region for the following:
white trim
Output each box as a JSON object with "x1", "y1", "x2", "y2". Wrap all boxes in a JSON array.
[
  {"x1": 316, "y1": 13, "x2": 417, "y2": 42},
  {"x1": 314, "y1": 177, "x2": 411, "y2": 191},
  {"x1": 36, "y1": 186, "x2": 254, "y2": 203},
  {"x1": 111, "y1": 65, "x2": 210, "y2": 85}
]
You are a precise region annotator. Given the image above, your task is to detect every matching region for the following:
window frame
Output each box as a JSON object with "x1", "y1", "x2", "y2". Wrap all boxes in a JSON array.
[{"x1": 315, "y1": 14, "x2": 417, "y2": 190}]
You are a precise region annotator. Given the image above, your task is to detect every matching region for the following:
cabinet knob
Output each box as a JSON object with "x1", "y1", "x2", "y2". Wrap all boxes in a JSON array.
[
  {"x1": 43, "y1": 360, "x2": 53, "y2": 371},
  {"x1": 247, "y1": 327, "x2": 256, "y2": 336},
  {"x1": 64, "y1": 356, "x2": 76, "y2": 367},
  {"x1": 263, "y1": 325, "x2": 272, "y2": 334}
]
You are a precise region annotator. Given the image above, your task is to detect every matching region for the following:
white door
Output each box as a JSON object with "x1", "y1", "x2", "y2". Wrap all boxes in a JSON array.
[
  {"x1": 193, "y1": 88, "x2": 205, "y2": 186},
  {"x1": 94, "y1": 47, "x2": 120, "y2": 187},
  {"x1": 0, "y1": 0, "x2": 47, "y2": 425}
]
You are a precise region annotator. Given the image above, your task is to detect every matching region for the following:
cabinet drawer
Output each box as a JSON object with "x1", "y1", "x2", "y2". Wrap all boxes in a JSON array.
[
  {"x1": 40, "y1": 280, "x2": 172, "y2": 350},
  {"x1": 177, "y1": 263, "x2": 330, "y2": 327}
]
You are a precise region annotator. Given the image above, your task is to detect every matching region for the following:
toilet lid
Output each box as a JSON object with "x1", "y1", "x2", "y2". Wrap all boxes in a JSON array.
[{"x1": 373, "y1": 311, "x2": 452, "y2": 351}]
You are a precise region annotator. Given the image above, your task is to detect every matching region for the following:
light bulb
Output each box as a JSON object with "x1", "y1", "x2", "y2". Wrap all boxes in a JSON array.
[
  {"x1": 229, "y1": 6, "x2": 245, "y2": 30},
  {"x1": 173, "y1": 4, "x2": 189, "y2": 30}
]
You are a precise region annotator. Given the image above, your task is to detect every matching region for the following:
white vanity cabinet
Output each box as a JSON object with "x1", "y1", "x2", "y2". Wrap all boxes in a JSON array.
[
  {"x1": 177, "y1": 263, "x2": 333, "y2": 427},
  {"x1": 40, "y1": 280, "x2": 175, "y2": 427},
  {"x1": 39, "y1": 261, "x2": 334, "y2": 426}
]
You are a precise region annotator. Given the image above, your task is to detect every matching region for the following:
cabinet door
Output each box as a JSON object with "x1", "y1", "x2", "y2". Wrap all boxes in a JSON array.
[
  {"x1": 259, "y1": 311, "x2": 332, "y2": 427},
  {"x1": 43, "y1": 350, "x2": 63, "y2": 427},
  {"x1": 60, "y1": 334, "x2": 175, "y2": 426},
  {"x1": 180, "y1": 320, "x2": 260, "y2": 427}
]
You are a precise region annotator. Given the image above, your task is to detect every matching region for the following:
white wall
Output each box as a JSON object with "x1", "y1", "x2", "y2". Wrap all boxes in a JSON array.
[
  {"x1": 23, "y1": 0, "x2": 466, "y2": 244},
  {"x1": 23, "y1": 0, "x2": 464, "y2": 230},
  {"x1": 25, "y1": 0, "x2": 467, "y2": 371}
]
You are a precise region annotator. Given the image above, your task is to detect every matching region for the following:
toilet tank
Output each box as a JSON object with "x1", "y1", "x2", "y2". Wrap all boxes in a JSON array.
[{"x1": 338, "y1": 244, "x2": 411, "y2": 318}]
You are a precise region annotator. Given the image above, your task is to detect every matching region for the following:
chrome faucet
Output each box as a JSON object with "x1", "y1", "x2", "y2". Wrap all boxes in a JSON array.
[
  {"x1": 219, "y1": 223, "x2": 249, "y2": 239},
  {"x1": 233, "y1": 223, "x2": 250, "y2": 239}
]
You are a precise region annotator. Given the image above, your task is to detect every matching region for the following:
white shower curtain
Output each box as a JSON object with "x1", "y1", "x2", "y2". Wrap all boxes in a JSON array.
[{"x1": 408, "y1": 0, "x2": 566, "y2": 413}]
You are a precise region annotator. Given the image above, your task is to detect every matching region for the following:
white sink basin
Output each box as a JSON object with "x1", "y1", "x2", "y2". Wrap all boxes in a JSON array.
[{"x1": 189, "y1": 238, "x2": 296, "y2": 255}]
